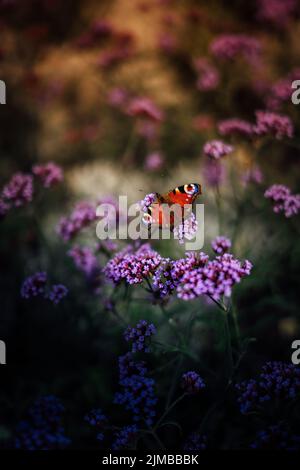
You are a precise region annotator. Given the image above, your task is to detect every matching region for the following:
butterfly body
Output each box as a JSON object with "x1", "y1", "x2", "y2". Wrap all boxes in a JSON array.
[{"x1": 142, "y1": 183, "x2": 202, "y2": 230}]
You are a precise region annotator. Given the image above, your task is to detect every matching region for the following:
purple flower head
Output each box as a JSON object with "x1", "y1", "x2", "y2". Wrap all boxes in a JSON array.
[
  {"x1": 1, "y1": 172, "x2": 33, "y2": 208},
  {"x1": 211, "y1": 236, "x2": 232, "y2": 255},
  {"x1": 210, "y1": 34, "x2": 261, "y2": 65},
  {"x1": 144, "y1": 152, "x2": 164, "y2": 171},
  {"x1": 127, "y1": 97, "x2": 164, "y2": 122},
  {"x1": 203, "y1": 140, "x2": 234, "y2": 160},
  {"x1": 183, "y1": 433, "x2": 207, "y2": 452},
  {"x1": 284, "y1": 194, "x2": 300, "y2": 218},
  {"x1": 242, "y1": 166, "x2": 264, "y2": 185},
  {"x1": 103, "y1": 244, "x2": 162, "y2": 285},
  {"x1": 250, "y1": 423, "x2": 300, "y2": 450},
  {"x1": 264, "y1": 184, "x2": 299, "y2": 217},
  {"x1": 173, "y1": 213, "x2": 198, "y2": 244},
  {"x1": 68, "y1": 245, "x2": 99, "y2": 275},
  {"x1": 254, "y1": 110, "x2": 294, "y2": 139},
  {"x1": 107, "y1": 87, "x2": 129, "y2": 107},
  {"x1": 236, "y1": 361, "x2": 300, "y2": 414},
  {"x1": 57, "y1": 201, "x2": 97, "y2": 241},
  {"x1": 84, "y1": 409, "x2": 107, "y2": 427},
  {"x1": 124, "y1": 320, "x2": 156, "y2": 353},
  {"x1": 256, "y1": 0, "x2": 297, "y2": 28},
  {"x1": 139, "y1": 193, "x2": 157, "y2": 212},
  {"x1": 218, "y1": 118, "x2": 254, "y2": 138},
  {"x1": 47, "y1": 284, "x2": 68, "y2": 305},
  {"x1": 203, "y1": 159, "x2": 226, "y2": 187},
  {"x1": 111, "y1": 425, "x2": 138, "y2": 451},
  {"x1": 177, "y1": 253, "x2": 252, "y2": 301},
  {"x1": 194, "y1": 57, "x2": 220, "y2": 91},
  {"x1": 182, "y1": 371, "x2": 206, "y2": 394},
  {"x1": 32, "y1": 162, "x2": 63, "y2": 188},
  {"x1": 21, "y1": 272, "x2": 47, "y2": 299}
]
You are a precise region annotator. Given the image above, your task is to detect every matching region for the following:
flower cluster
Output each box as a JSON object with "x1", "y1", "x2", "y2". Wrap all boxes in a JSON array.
[
  {"x1": 114, "y1": 352, "x2": 157, "y2": 427},
  {"x1": 21, "y1": 272, "x2": 68, "y2": 305},
  {"x1": 173, "y1": 213, "x2": 198, "y2": 244},
  {"x1": 242, "y1": 166, "x2": 264, "y2": 186},
  {"x1": 211, "y1": 236, "x2": 231, "y2": 255},
  {"x1": 32, "y1": 162, "x2": 63, "y2": 188},
  {"x1": 236, "y1": 361, "x2": 300, "y2": 414},
  {"x1": 1, "y1": 172, "x2": 33, "y2": 209},
  {"x1": 15, "y1": 395, "x2": 70, "y2": 450},
  {"x1": 256, "y1": 0, "x2": 297, "y2": 28},
  {"x1": 144, "y1": 152, "x2": 164, "y2": 171},
  {"x1": 181, "y1": 371, "x2": 206, "y2": 394},
  {"x1": 250, "y1": 424, "x2": 300, "y2": 450},
  {"x1": 203, "y1": 140, "x2": 234, "y2": 159},
  {"x1": 194, "y1": 57, "x2": 220, "y2": 91},
  {"x1": 183, "y1": 433, "x2": 207, "y2": 452},
  {"x1": 68, "y1": 245, "x2": 99, "y2": 275},
  {"x1": 124, "y1": 320, "x2": 156, "y2": 353},
  {"x1": 127, "y1": 97, "x2": 164, "y2": 122},
  {"x1": 210, "y1": 34, "x2": 261, "y2": 64},
  {"x1": 254, "y1": 110, "x2": 294, "y2": 139},
  {"x1": 57, "y1": 201, "x2": 97, "y2": 241},
  {"x1": 177, "y1": 253, "x2": 252, "y2": 301},
  {"x1": 264, "y1": 184, "x2": 300, "y2": 217},
  {"x1": 84, "y1": 408, "x2": 107, "y2": 427},
  {"x1": 103, "y1": 244, "x2": 162, "y2": 285},
  {"x1": 139, "y1": 193, "x2": 157, "y2": 212},
  {"x1": 217, "y1": 118, "x2": 254, "y2": 138},
  {"x1": 203, "y1": 159, "x2": 226, "y2": 187},
  {"x1": 111, "y1": 425, "x2": 138, "y2": 451}
]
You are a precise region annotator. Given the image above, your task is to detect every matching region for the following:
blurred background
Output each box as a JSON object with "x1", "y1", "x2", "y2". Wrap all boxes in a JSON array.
[{"x1": 0, "y1": 0, "x2": 300, "y2": 450}]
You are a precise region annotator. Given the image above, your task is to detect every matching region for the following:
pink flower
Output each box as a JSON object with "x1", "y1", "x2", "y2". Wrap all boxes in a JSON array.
[
  {"x1": 264, "y1": 184, "x2": 300, "y2": 217},
  {"x1": 194, "y1": 58, "x2": 220, "y2": 91},
  {"x1": 210, "y1": 34, "x2": 261, "y2": 65},
  {"x1": 218, "y1": 118, "x2": 254, "y2": 138},
  {"x1": 254, "y1": 110, "x2": 294, "y2": 139},
  {"x1": 57, "y1": 201, "x2": 97, "y2": 241},
  {"x1": 203, "y1": 140, "x2": 234, "y2": 159},
  {"x1": 173, "y1": 213, "x2": 198, "y2": 244},
  {"x1": 127, "y1": 97, "x2": 164, "y2": 122},
  {"x1": 1, "y1": 172, "x2": 33, "y2": 208},
  {"x1": 32, "y1": 162, "x2": 63, "y2": 188},
  {"x1": 144, "y1": 152, "x2": 164, "y2": 171},
  {"x1": 256, "y1": 0, "x2": 297, "y2": 27},
  {"x1": 242, "y1": 166, "x2": 264, "y2": 185},
  {"x1": 211, "y1": 236, "x2": 231, "y2": 254}
]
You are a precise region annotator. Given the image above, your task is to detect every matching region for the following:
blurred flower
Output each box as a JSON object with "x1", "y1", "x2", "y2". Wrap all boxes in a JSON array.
[
  {"x1": 211, "y1": 236, "x2": 231, "y2": 254},
  {"x1": 144, "y1": 152, "x2": 164, "y2": 171},
  {"x1": 264, "y1": 184, "x2": 300, "y2": 217},
  {"x1": 124, "y1": 320, "x2": 156, "y2": 353},
  {"x1": 203, "y1": 159, "x2": 226, "y2": 187},
  {"x1": 210, "y1": 34, "x2": 261, "y2": 65},
  {"x1": 103, "y1": 244, "x2": 162, "y2": 285},
  {"x1": 107, "y1": 87, "x2": 129, "y2": 108},
  {"x1": 256, "y1": 0, "x2": 297, "y2": 28},
  {"x1": 47, "y1": 284, "x2": 68, "y2": 305},
  {"x1": 183, "y1": 433, "x2": 207, "y2": 452},
  {"x1": 177, "y1": 253, "x2": 252, "y2": 301},
  {"x1": 236, "y1": 361, "x2": 300, "y2": 414},
  {"x1": 194, "y1": 58, "x2": 220, "y2": 91},
  {"x1": 266, "y1": 68, "x2": 300, "y2": 110},
  {"x1": 127, "y1": 97, "x2": 164, "y2": 122},
  {"x1": 84, "y1": 409, "x2": 107, "y2": 427},
  {"x1": 139, "y1": 193, "x2": 156, "y2": 212},
  {"x1": 174, "y1": 213, "x2": 198, "y2": 244},
  {"x1": 158, "y1": 33, "x2": 178, "y2": 54},
  {"x1": 15, "y1": 395, "x2": 70, "y2": 450},
  {"x1": 21, "y1": 272, "x2": 47, "y2": 299},
  {"x1": 114, "y1": 352, "x2": 157, "y2": 426},
  {"x1": 241, "y1": 166, "x2": 264, "y2": 185},
  {"x1": 1, "y1": 173, "x2": 33, "y2": 208},
  {"x1": 203, "y1": 140, "x2": 234, "y2": 159},
  {"x1": 254, "y1": 110, "x2": 294, "y2": 139},
  {"x1": 68, "y1": 245, "x2": 99, "y2": 275},
  {"x1": 250, "y1": 424, "x2": 300, "y2": 450},
  {"x1": 181, "y1": 371, "x2": 206, "y2": 394},
  {"x1": 111, "y1": 425, "x2": 138, "y2": 451},
  {"x1": 218, "y1": 118, "x2": 254, "y2": 138},
  {"x1": 75, "y1": 19, "x2": 113, "y2": 48},
  {"x1": 32, "y1": 162, "x2": 63, "y2": 188},
  {"x1": 57, "y1": 201, "x2": 97, "y2": 241}
]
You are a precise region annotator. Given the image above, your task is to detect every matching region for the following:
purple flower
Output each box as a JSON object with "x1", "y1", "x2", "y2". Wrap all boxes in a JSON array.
[
  {"x1": 256, "y1": 0, "x2": 297, "y2": 28},
  {"x1": 241, "y1": 166, "x2": 264, "y2": 185},
  {"x1": 264, "y1": 184, "x2": 300, "y2": 217},
  {"x1": 47, "y1": 284, "x2": 68, "y2": 305},
  {"x1": 139, "y1": 193, "x2": 157, "y2": 212},
  {"x1": 250, "y1": 424, "x2": 300, "y2": 450},
  {"x1": 68, "y1": 245, "x2": 99, "y2": 275},
  {"x1": 236, "y1": 361, "x2": 300, "y2": 414},
  {"x1": 218, "y1": 118, "x2": 254, "y2": 138},
  {"x1": 194, "y1": 57, "x2": 220, "y2": 91},
  {"x1": 1, "y1": 172, "x2": 33, "y2": 208},
  {"x1": 173, "y1": 213, "x2": 198, "y2": 244},
  {"x1": 57, "y1": 201, "x2": 97, "y2": 241},
  {"x1": 107, "y1": 87, "x2": 129, "y2": 107},
  {"x1": 211, "y1": 236, "x2": 232, "y2": 255},
  {"x1": 21, "y1": 272, "x2": 47, "y2": 299},
  {"x1": 254, "y1": 110, "x2": 294, "y2": 139},
  {"x1": 203, "y1": 159, "x2": 226, "y2": 187},
  {"x1": 32, "y1": 162, "x2": 63, "y2": 188},
  {"x1": 181, "y1": 371, "x2": 206, "y2": 394},
  {"x1": 111, "y1": 425, "x2": 138, "y2": 451},
  {"x1": 183, "y1": 433, "x2": 207, "y2": 452},
  {"x1": 210, "y1": 34, "x2": 261, "y2": 65},
  {"x1": 203, "y1": 140, "x2": 234, "y2": 159},
  {"x1": 127, "y1": 97, "x2": 164, "y2": 122},
  {"x1": 177, "y1": 253, "x2": 252, "y2": 301},
  {"x1": 103, "y1": 244, "x2": 162, "y2": 285},
  {"x1": 144, "y1": 152, "x2": 164, "y2": 171},
  {"x1": 84, "y1": 409, "x2": 107, "y2": 427},
  {"x1": 124, "y1": 320, "x2": 156, "y2": 353}
]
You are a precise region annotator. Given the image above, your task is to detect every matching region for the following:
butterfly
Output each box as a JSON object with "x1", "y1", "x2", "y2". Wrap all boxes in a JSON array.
[{"x1": 142, "y1": 183, "x2": 202, "y2": 230}]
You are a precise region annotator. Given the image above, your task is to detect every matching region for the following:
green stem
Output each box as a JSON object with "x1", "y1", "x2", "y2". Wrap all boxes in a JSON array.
[{"x1": 154, "y1": 393, "x2": 187, "y2": 431}]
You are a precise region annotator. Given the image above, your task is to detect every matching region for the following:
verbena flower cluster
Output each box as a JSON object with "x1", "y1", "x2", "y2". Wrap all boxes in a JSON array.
[
  {"x1": 173, "y1": 213, "x2": 198, "y2": 244},
  {"x1": 211, "y1": 236, "x2": 231, "y2": 254},
  {"x1": 32, "y1": 162, "x2": 63, "y2": 188},
  {"x1": 57, "y1": 201, "x2": 97, "y2": 241},
  {"x1": 68, "y1": 245, "x2": 99, "y2": 275},
  {"x1": 111, "y1": 425, "x2": 138, "y2": 451},
  {"x1": 181, "y1": 371, "x2": 206, "y2": 394},
  {"x1": 264, "y1": 184, "x2": 300, "y2": 218},
  {"x1": 254, "y1": 110, "x2": 294, "y2": 139},
  {"x1": 194, "y1": 57, "x2": 220, "y2": 91},
  {"x1": 217, "y1": 118, "x2": 254, "y2": 138},
  {"x1": 250, "y1": 423, "x2": 300, "y2": 450},
  {"x1": 124, "y1": 320, "x2": 157, "y2": 353},
  {"x1": 15, "y1": 395, "x2": 70, "y2": 450},
  {"x1": 203, "y1": 140, "x2": 234, "y2": 159},
  {"x1": 210, "y1": 34, "x2": 261, "y2": 64},
  {"x1": 21, "y1": 272, "x2": 68, "y2": 305},
  {"x1": 236, "y1": 361, "x2": 300, "y2": 414}
]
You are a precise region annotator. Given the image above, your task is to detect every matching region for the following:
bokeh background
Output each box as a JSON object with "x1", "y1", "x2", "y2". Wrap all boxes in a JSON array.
[{"x1": 0, "y1": 0, "x2": 300, "y2": 450}]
